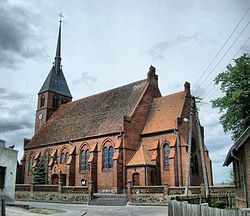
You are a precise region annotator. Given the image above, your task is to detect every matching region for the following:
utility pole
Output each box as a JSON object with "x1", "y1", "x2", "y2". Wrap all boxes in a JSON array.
[
  {"x1": 184, "y1": 98, "x2": 194, "y2": 196},
  {"x1": 194, "y1": 99, "x2": 209, "y2": 197}
]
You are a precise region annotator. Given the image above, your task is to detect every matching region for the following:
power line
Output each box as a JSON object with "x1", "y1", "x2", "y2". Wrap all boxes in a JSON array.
[
  {"x1": 201, "y1": 36, "x2": 250, "y2": 98},
  {"x1": 192, "y1": 7, "x2": 250, "y2": 90},
  {"x1": 197, "y1": 21, "x2": 250, "y2": 90}
]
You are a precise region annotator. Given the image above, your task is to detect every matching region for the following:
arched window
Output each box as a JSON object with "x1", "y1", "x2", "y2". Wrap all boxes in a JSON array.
[
  {"x1": 40, "y1": 96, "x2": 45, "y2": 108},
  {"x1": 65, "y1": 152, "x2": 69, "y2": 163},
  {"x1": 80, "y1": 151, "x2": 85, "y2": 171},
  {"x1": 108, "y1": 147, "x2": 113, "y2": 168},
  {"x1": 53, "y1": 97, "x2": 58, "y2": 108},
  {"x1": 103, "y1": 147, "x2": 108, "y2": 169},
  {"x1": 86, "y1": 150, "x2": 90, "y2": 170},
  {"x1": 164, "y1": 144, "x2": 170, "y2": 168},
  {"x1": 61, "y1": 153, "x2": 65, "y2": 164},
  {"x1": 80, "y1": 149, "x2": 90, "y2": 171},
  {"x1": 29, "y1": 157, "x2": 33, "y2": 171}
]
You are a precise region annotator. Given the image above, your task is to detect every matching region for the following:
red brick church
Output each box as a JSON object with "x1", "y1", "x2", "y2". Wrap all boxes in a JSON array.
[{"x1": 19, "y1": 22, "x2": 213, "y2": 192}]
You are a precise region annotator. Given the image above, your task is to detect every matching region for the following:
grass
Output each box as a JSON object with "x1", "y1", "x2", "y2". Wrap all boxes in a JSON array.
[{"x1": 29, "y1": 208, "x2": 66, "y2": 215}]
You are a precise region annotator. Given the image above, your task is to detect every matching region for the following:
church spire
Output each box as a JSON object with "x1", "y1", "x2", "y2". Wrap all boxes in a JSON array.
[
  {"x1": 38, "y1": 15, "x2": 72, "y2": 98},
  {"x1": 54, "y1": 18, "x2": 62, "y2": 74}
]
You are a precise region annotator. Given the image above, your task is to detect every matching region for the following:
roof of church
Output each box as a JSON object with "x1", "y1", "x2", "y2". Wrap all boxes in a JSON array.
[
  {"x1": 126, "y1": 143, "x2": 155, "y2": 166},
  {"x1": 26, "y1": 79, "x2": 148, "y2": 148},
  {"x1": 38, "y1": 66, "x2": 72, "y2": 98},
  {"x1": 38, "y1": 21, "x2": 72, "y2": 98},
  {"x1": 141, "y1": 91, "x2": 186, "y2": 134}
]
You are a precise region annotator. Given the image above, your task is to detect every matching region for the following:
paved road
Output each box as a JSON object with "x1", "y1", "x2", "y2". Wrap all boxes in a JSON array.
[{"x1": 8, "y1": 201, "x2": 168, "y2": 216}]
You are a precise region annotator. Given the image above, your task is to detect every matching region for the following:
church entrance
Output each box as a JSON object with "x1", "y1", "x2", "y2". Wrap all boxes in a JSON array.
[
  {"x1": 51, "y1": 174, "x2": 59, "y2": 185},
  {"x1": 132, "y1": 173, "x2": 140, "y2": 186}
]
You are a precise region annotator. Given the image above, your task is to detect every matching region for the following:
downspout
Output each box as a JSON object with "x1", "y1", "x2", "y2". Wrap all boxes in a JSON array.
[
  {"x1": 230, "y1": 150, "x2": 248, "y2": 208},
  {"x1": 23, "y1": 152, "x2": 27, "y2": 184},
  {"x1": 174, "y1": 129, "x2": 181, "y2": 187}
]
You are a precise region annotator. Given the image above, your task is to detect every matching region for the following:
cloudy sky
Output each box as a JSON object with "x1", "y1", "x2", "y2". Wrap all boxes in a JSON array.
[{"x1": 0, "y1": 0, "x2": 249, "y2": 184}]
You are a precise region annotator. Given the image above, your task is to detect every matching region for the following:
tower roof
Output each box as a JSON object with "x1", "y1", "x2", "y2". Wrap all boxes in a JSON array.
[{"x1": 38, "y1": 21, "x2": 72, "y2": 98}]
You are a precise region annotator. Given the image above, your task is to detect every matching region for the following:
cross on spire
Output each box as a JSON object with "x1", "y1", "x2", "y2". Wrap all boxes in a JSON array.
[{"x1": 58, "y1": 12, "x2": 64, "y2": 23}]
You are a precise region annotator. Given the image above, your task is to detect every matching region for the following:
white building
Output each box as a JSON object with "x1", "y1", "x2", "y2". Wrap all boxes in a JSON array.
[{"x1": 0, "y1": 139, "x2": 18, "y2": 203}]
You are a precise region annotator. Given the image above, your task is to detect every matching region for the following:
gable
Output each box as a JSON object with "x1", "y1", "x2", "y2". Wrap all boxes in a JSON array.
[
  {"x1": 26, "y1": 79, "x2": 148, "y2": 149},
  {"x1": 141, "y1": 91, "x2": 186, "y2": 135}
]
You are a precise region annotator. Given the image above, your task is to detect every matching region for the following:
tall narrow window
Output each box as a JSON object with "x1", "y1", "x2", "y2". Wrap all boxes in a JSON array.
[
  {"x1": 40, "y1": 96, "x2": 45, "y2": 107},
  {"x1": 109, "y1": 147, "x2": 113, "y2": 168},
  {"x1": 61, "y1": 153, "x2": 65, "y2": 164},
  {"x1": 29, "y1": 157, "x2": 33, "y2": 171},
  {"x1": 81, "y1": 151, "x2": 85, "y2": 171},
  {"x1": 53, "y1": 97, "x2": 58, "y2": 108},
  {"x1": 65, "y1": 152, "x2": 69, "y2": 163},
  {"x1": 103, "y1": 147, "x2": 108, "y2": 169},
  {"x1": 164, "y1": 144, "x2": 170, "y2": 168},
  {"x1": 86, "y1": 150, "x2": 90, "y2": 170}
]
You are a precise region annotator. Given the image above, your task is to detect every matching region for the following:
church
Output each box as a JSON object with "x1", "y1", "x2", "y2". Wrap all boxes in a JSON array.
[{"x1": 19, "y1": 21, "x2": 213, "y2": 192}]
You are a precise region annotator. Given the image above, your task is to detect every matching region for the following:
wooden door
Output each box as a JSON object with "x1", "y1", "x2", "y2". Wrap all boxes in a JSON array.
[{"x1": 133, "y1": 173, "x2": 140, "y2": 186}]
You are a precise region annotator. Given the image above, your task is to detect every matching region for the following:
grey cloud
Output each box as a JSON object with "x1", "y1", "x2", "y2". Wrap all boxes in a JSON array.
[
  {"x1": 0, "y1": 0, "x2": 41, "y2": 68},
  {"x1": 72, "y1": 72, "x2": 98, "y2": 85},
  {"x1": 149, "y1": 32, "x2": 207, "y2": 59},
  {"x1": 0, "y1": 87, "x2": 34, "y2": 101},
  {"x1": 0, "y1": 119, "x2": 33, "y2": 133}
]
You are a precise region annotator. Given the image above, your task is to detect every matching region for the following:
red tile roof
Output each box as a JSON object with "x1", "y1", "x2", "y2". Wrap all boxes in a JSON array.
[
  {"x1": 141, "y1": 91, "x2": 186, "y2": 135},
  {"x1": 126, "y1": 143, "x2": 156, "y2": 166},
  {"x1": 26, "y1": 79, "x2": 148, "y2": 149}
]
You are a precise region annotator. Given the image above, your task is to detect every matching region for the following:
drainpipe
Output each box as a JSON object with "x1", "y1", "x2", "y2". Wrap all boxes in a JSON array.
[
  {"x1": 117, "y1": 131, "x2": 123, "y2": 139},
  {"x1": 23, "y1": 152, "x2": 27, "y2": 184},
  {"x1": 145, "y1": 164, "x2": 148, "y2": 186},
  {"x1": 174, "y1": 129, "x2": 181, "y2": 187},
  {"x1": 230, "y1": 150, "x2": 248, "y2": 208}
]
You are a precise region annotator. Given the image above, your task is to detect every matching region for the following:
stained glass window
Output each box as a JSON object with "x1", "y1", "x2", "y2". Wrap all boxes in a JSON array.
[
  {"x1": 29, "y1": 157, "x2": 33, "y2": 171},
  {"x1": 65, "y1": 152, "x2": 69, "y2": 163},
  {"x1": 61, "y1": 153, "x2": 65, "y2": 164},
  {"x1": 103, "y1": 147, "x2": 108, "y2": 169},
  {"x1": 86, "y1": 150, "x2": 90, "y2": 170},
  {"x1": 109, "y1": 147, "x2": 113, "y2": 168},
  {"x1": 81, "y1": 151, "x2": 85, "y2": 171},
  {"x1": 164, "y1": 144, "x2": 170, "y2": 167}
]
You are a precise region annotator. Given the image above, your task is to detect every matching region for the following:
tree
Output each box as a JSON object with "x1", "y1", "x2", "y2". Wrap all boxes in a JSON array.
[
  {"x1": 212, "y1": 53, "x2": 250, "y2": 141},
  {"x1": 32, "y1": 158, "x2": 46, "y2": 185},
  {"x1": 227, "y1": 169, "x2": 234, "y2": 185}
]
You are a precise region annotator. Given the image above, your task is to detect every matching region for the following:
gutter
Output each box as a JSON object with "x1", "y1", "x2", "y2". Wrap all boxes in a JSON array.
[{"x1": 230, "y1": 150, "x2": 248, "y2": 208}]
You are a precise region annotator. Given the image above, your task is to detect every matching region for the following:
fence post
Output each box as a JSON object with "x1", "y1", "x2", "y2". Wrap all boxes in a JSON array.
[
  {"x1": 30, "y1": 183, "x2": 34, "y2": 192},
  {"x1": 1, "y1": 198, "x2": 6, "y2": 216},
  {"x1": 200, "y1": 183, "x2": 205, "y2": 196},
  {"x1": 58, "y1": 182, "x2": 63, "y2": 194},
  {"x1": 163, "y1": 184, "x2": 169, "y2": 201},
  {"x1": 88, "y1": 181, "x2": 94, "y2": 203},
  {"x1": 126, "y1": 180, "x2": 132, "y2": 202}
]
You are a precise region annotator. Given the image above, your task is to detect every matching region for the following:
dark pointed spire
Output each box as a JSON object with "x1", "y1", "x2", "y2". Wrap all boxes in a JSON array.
[
  {"x1": 54, "y1": 20, "x2": 62, "y2": 74},
  {"x1": 38, "y1": 16, "x2": 72, "y2": 98}
]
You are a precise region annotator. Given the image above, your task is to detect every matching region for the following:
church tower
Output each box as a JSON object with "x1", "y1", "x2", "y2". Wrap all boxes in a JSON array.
[{"x1": 35, "y1": 20, "x2": 72, "y2": 132}]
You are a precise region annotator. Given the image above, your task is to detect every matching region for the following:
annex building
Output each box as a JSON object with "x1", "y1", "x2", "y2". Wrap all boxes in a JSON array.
[{"x1": 19, "y1": 22, "x2": 213, "y2": 192}]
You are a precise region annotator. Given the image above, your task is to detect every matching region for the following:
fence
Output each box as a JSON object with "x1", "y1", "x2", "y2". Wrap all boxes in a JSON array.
[
  {"x1": 15, "y1": 184, "x2": 88, "y2": 194},
  {"x1": 129, "y1": 184, "x2": 235, "y2": 196},
  {"x1": 168, "y1": 199, "x2": 250, "y2": 216}
]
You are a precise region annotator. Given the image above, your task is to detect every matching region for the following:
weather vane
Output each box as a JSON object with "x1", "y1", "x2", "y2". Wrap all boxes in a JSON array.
[{"x1": 58, "y1": 12, "x2": 64, "y2": 22}]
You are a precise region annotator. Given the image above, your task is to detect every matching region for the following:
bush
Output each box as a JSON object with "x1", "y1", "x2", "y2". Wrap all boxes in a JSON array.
[{"x1": 211, "y1": 201, "x2": 226, "y2": 209}]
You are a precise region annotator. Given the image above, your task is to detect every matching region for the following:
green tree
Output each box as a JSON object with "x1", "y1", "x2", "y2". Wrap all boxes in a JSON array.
[
  {"x1": 227, "y1": 169, "x2": 234, "y2": 185},
  {"x1": 32, "y1": 158, "x2": 46, "y2": 185},
  {"x1": 212, "y1": 53, "x2": 250, "y2": 141}
]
